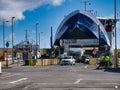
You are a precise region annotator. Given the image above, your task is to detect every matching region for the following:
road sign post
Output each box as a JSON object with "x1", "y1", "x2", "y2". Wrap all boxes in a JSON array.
[{"x1": 6, "y1": 41, "x2": 9, "y2": 67}]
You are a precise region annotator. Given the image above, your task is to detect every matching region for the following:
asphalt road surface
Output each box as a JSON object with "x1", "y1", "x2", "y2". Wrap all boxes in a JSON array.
[{"x1": 0, "y1": 63, "x2": 120, "y2": 90}]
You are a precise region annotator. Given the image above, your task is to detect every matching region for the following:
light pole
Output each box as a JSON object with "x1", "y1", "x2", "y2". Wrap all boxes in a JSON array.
[
  {"x1": 3, "y1": 20, "x2": 9, "y2": 56},
  {"x1": 3, "y1": 20, "x2": 9, "y2": 67},
  {"x1": 35, "y1": 23, "x2": 39, "y2": 60},
  {"x1": 114, "y1": 0, "x2": 118, "y2": 68},
  {"x1": 39, "y1": 32, "x2": 43, "y2": 49},
  {"x1": 12, "y1": 17, "x2": 15, "y2": 64},
  {"x1": 98, "y1": 25, "x2": 101, "y2": 52},
  {"x1": 50, "y1": 26, "x2": 53, "y2": 48}
]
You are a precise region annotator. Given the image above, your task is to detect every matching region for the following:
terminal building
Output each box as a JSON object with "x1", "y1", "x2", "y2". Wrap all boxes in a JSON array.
[{"x1": 54, "y1": 10, "x2": 118, "y2": 57}]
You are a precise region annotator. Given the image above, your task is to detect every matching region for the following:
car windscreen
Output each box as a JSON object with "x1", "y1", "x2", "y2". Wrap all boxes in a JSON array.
[{"x1": 63, "y1": 57, "x2": 71, "y2": 59}]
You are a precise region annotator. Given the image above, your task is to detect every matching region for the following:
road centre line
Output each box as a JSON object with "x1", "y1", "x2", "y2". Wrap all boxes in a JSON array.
[
  {"x1": 9, "y1": 78, "x2": 27, "y2": 84},
  {"x1": 74, "y1": 78, "x2": 83, "y2": 84},
  {"x1": 2, "y1": 73, "x2": 20, "y2": 79}
]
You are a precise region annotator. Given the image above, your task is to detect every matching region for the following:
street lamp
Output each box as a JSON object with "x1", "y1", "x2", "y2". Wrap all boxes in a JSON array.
[
  {"x1": 12, "y1": 17, "x2": 15, "y2": 64},
  {"x1": 39, "y1": 32, "x2": 43, "y2": 49},
  {"x1": 50, "y1": 26, "x2": 53, "y2": 48},
  {"x1": 35, "y1": 23, "x2": 39, "y2": 60},
  {"x1": 3, "y1": 20, "x2": 9, "y2": 55},
  {"x1": 114, "y1": 0, "x2": 118, "y2": 68},
  {"x1": 3, "y1": 20, "x2": 9, "y2": 67}
]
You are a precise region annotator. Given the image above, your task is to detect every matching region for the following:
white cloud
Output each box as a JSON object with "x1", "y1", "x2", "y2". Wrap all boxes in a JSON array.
[
  {"x1": 0, "y1": 0, "x2": 65, "y2": 21},
  {"x1": 52, "y1": 0, "x2": 64, "y2": 6}
]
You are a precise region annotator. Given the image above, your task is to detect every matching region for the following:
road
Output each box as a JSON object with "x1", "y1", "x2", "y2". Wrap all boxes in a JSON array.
[{"x1": 0, "y1": 63, "x2": 120, "y2": 90}]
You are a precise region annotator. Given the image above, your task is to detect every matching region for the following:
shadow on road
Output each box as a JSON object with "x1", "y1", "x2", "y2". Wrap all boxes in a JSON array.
[
  {"x1": 104, "y1": 68, "x2": 120, "y2": 73},
  {"x1": 2, "y1": 67, "x2": 12, "y2": 69}
]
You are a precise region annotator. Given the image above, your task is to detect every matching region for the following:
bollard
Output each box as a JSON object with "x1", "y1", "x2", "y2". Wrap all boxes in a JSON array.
[{"x1": 0, "y1": 62, "x2": 2, "y2": 73}]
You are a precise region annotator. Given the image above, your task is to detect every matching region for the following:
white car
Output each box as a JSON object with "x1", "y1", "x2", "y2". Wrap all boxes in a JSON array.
[
  {"x1": 85, "y1": 57, "x2": 89, "y2": 64},
  {"x1": 60, "y1": 56, "x2": 75, "y2": 65}
]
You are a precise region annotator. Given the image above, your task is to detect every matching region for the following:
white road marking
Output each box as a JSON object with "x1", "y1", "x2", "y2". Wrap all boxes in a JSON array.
[
  {"x1": 84, "y1": 65, "x2": 88, "y2": 68},
  {"x1": 115, "y1": 85, "x2": 118, "y2": 89},
  {"x1": 74, "y1": 78, "x2": 83, "y2": 84},
  {"x1": 9, "y1": 78, "x2": 27, "y2": 84},
  {"x1": 2, "y1": 73, "x2": 20, "y2": 79}
]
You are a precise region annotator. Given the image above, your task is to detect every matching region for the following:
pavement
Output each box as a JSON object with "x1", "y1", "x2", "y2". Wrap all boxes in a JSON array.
[
  {"x1": 0, "y1": 59, "x2": 24, "y2": 76},
  {"x1": 0, "y1": 72, "x2": 11, "y2": 77}
]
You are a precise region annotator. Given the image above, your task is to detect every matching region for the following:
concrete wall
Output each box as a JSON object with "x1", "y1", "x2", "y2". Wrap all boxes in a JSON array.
[
  {"x1": 89, "y1": 57, "x2": 98, "y2": 65},
  {"x1": 1, "y1": 59, "x2": 60, "y2": 67}
]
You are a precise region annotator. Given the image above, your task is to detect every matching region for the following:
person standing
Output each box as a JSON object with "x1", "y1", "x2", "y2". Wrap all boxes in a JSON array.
[
  {"x1": 104, "y1": 55, "x2": 110, "y2": 69},
  {"x1": 96, "y1": 53, "x2": 105, "y2": 69}
]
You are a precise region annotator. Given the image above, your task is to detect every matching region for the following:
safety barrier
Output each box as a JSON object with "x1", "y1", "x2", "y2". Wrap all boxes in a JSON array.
[
  {"x1": 36, "y1": 59, "x2": 60, "y2": 66},
  {"x1": 1, "y1": 60, "x2": 12, "y2": 67},
  {"x1": 118, "y1": 58, "x2": 120, "y2": 68},
  {"x1": 89, "y1": 57, "x2": 98, "y2": 65},
  {"x1": 1, "y1": 58, "x2": 60, "y2": 67}
]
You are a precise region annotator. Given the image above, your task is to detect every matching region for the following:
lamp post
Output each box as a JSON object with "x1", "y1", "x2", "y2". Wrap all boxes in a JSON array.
[
  {"x1": 114, "y1": 0, "x2": 118, "y2": 68},
  {"x1": 98, "y1": 25, "x2": 101, "y2": 52},
  {"x1": 50, "y1": 26, "x2": 53, "y2": 48},
  {"x1": 35, "y1": 23, "x2": 39, "y2": 60},
  {"x1": 3, "y1": 20, "x2": 9, "y2": 56},
  {"x1": 12, "y1": 17, "x2": 15, "y2": 64},
  {"x1": 3, "y1": 20, "x2": 9, "y2": 67},
  {"x1": 39, "y1": 32, "x2": 43, "y2": 49}
]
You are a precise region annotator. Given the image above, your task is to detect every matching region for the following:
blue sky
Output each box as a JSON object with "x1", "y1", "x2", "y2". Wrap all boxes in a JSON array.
[{"x1": 0, "y1": 0, "x2": 120, "y2": 48}]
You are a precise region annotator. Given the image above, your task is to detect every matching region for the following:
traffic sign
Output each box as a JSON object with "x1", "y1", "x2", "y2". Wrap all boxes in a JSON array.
[{"x1": 6, "y1": 42, "x2": 9, "y2": 48}]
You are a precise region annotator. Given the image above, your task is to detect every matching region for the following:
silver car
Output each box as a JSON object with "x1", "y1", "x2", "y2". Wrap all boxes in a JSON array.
[{"x1": 60, "y1": 56, "x2": 75, "y2": 65}]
